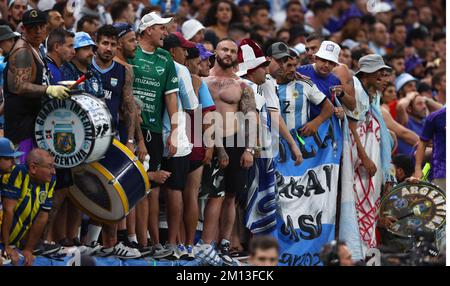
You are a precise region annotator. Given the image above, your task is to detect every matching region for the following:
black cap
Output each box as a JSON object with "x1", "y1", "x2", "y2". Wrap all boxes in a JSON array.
[
  {"x1": 186, "y1": 47, "x2": 200, "y2": 60},
  {"x1": 267, "y1": 42, "x2": 292, "y2": 60},
  {"x1": 22, "y1": 9, "x2": 48, "y2": 26}
]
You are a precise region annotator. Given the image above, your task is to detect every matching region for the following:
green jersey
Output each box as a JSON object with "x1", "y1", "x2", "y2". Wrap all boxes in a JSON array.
[{"x1": 129, "y1": 46, "x2": 179, "y2": 133}]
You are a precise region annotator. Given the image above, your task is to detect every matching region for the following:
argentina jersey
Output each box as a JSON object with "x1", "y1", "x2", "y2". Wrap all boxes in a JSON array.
[{"x1": 277, "y1": 79, "x2": 326, "y2": 131}]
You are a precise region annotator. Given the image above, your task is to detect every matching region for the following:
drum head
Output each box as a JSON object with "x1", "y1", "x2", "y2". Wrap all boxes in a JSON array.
[{"x1": 379, "y1": 181, "x2": 446, "y2": 238}]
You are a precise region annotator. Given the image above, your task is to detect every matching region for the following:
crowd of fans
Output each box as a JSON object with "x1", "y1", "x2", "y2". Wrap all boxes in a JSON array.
[{"x1": 0, "y1": 0, "x2": 446, "y2": 266}]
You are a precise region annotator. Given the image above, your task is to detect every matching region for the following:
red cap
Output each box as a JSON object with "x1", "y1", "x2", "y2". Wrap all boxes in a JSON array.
[{"x1": 172, "y1": 32, "x2": 196, "y2": 48}]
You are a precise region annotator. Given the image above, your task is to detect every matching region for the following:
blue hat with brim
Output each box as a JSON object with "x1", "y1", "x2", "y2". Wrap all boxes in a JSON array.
[
  {"x1": 74, "y1": 32, "x2": 96, "y2": 50},
  {"x1": 395, "y1": 73, "x2": 417, "y2": 92},
  {"x1": 0, "y1": 137, "x2": 24, "y2": 158}
]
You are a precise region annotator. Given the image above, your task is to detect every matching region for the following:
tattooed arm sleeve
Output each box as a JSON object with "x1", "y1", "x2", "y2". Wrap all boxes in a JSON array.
[
  {"x1": 239, "y1": 84, "x2": 257, "y2": 148},
  {"x1": 7, "y1": 48, "x2": 48, "y2": 97},
  {"x1": 121, "y1": 65, "x2": 137, "y2": 141}
]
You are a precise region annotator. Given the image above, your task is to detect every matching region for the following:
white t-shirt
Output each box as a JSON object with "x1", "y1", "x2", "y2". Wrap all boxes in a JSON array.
[
  {"x1": 162, "y1": 62, "x2": 199, "y2": 157},
  {"x1": 344, "y1": 76, "x2": 370, "y2": 122}
]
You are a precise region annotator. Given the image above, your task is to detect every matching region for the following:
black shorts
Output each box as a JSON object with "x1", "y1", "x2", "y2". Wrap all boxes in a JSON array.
[
  {"x1": 143, "y1": 129, "x2": 163, "y2": 188},
  {"x1": 203, "y1": 134, "x2": 248, "y2": 198},
  {"x1": 55, "y1": 168, "x2": 73, "y2": 189},
  {"x1": 161, "y1": 155, "x2": 190, "y2": 191},
  {"x1": 189, "y1": 160, "x2": 203, "y2": 173}
]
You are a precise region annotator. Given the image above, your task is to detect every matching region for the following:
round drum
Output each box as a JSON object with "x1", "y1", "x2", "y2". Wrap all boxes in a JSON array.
[
  {"x1": 379, "y1": 181, "x2": 446, "y2": 238},
  {"x1": 69, "y1": 139, "x2": 151, "y2": 223},
  {"x1": 35, "y1": 93, "x2": 114, "y2": 168}
]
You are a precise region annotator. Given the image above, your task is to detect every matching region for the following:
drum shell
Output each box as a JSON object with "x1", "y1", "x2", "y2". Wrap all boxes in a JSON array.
[{"x1": 69, "y1": 139, "x2": 150, "y2": 223}]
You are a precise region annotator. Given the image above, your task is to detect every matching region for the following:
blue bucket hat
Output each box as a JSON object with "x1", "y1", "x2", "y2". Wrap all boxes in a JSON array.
[
  {"x1": 395, "y1": 73, "x2": 417, "y2": 92},
  {"x1": 74, "y1": 32, "x2": 96, "y2": 50},
  {"x1": 0, "y1": 137, "x2": 24, "y2": 158}
]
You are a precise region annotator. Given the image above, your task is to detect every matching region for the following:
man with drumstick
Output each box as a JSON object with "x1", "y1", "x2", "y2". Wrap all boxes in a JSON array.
[
  {"x1": 3, "y1": 9, "x2": 70, "y2": 163},
  {"x1": 128, "y1": 12, "x2": 179, "y2": 257}
]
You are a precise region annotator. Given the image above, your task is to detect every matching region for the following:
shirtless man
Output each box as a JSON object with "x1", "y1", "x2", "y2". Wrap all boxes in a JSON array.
[{"x1": 198, "y1": 38, "x2": 257, "y2": 265}]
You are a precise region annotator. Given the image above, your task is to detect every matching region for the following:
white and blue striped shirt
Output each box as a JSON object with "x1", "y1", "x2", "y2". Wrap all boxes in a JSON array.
[{"x1": 277, "y1": 79, "x2": 326, "y2": 131}]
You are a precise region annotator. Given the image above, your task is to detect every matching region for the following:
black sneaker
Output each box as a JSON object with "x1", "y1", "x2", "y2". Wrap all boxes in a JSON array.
[
  {"x1": 219, "y1": 240, "x2": 234, "y2": 266},
  {"x1": 138, "y1": 245, "x2": 152, "y2": 257},
  {"x1": 72, "y1": 237, "x2": 82, "y2": 247},
  {"x1": 58, "y1": 238, "x2": 73, "y2": 247},
  {"x1": 34, "y1": 242, "x2": 61, "y2": 256}
]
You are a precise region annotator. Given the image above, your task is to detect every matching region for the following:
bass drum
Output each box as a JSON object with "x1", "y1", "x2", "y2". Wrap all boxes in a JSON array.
[
  {"x1": 379, "y1": 181, "x2": 446, "y2": 239},
  {"x1": 69, "y1": 139, "x2": 151, "y2": 223},
  {"x1": 35, "y1": 93, "x2": 114, "y2": 168}
]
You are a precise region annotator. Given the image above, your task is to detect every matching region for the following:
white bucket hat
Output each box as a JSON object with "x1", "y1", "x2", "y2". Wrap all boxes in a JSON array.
[
  {"x1": 181, "y1": 19, "x2": 205, "y2": 40},
  {"x1": 314, "y1": 40, "x2": 341, "y2": 64}
]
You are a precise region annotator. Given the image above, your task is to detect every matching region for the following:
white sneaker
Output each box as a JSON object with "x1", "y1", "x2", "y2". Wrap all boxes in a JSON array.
[
  {"x1": 153, "y1": 244, "x2": 179, "y2": 260},
  {"x1": 79, "y1": 241, "x2": 102, "y2": 256},
  {"x1": 194, "y1": 241, "x2": 222, "y2": 266},
  {"x1": 1, "y1": 250, "x2": 11, "y2": 265},
  {"x1": 185, "y1": 245, "x2": 196, "y2": 261},
  {"x1": 113, "y1": 242, "x2": 141, "y2": 259},
  {"x1": 177, "y1": 244, "x2": 189, "y2": 260}
]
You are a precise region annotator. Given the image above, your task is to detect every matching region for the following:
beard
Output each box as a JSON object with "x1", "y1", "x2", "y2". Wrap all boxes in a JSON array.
[{"x1": 216, "y1": 56, "x2": 236, "y2": 69}]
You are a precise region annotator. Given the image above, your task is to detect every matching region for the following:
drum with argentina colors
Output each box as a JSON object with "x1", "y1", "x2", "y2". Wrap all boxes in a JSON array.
[
  {"x1": 34, "y1": 93, "x2": 114, "y2": 168},
  {"x1": 69, "y1": 139, "x2": 151, "y2": 223}
]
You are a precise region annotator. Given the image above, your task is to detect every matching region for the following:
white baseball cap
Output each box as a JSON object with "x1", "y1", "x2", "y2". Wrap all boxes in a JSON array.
[
  {"x1": 138, "y1": 12, "x2": 173, "y2": 33},
  {"x1": 181, "y1": 19, "x2": 205, "y2": 40},
  {"x1": 314, "y1": 40, "x2": 341, "y2": 64}
]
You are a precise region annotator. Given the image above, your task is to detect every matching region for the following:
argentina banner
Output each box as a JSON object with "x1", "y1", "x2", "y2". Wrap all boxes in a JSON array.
[{"x1": 272, "y1": 116, "x2": 343, "y2": 266}]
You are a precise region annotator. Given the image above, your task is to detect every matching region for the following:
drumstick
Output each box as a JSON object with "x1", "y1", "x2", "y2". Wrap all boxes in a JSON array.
[{"x1": 68, "y1": 71, "x2": 94, "y2": 89}]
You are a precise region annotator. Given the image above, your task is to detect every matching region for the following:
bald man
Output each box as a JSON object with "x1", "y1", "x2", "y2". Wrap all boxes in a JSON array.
[{"x1": 1, "y1": 148, "x2": 57, "y2": 266}]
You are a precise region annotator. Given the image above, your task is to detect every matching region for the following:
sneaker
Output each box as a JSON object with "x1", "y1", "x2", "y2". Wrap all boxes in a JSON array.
[
  {"x1": 34, "y1": 242, "x2": 61, "y2": 256},
  {"x1": 58, "y1": 238, "x2": 73, "y2": 247},
  {"x1": 79, "y1": 241, "x2": 102, "y2": 256},
  {"x1": 195, "y1": 242, "x2": 222, "y2": 266},
  {"x1": 1, "y1": 250, "x2": 11, "y2": 265},
  {"x1": 96, "y1": 246, "x2": 115, "y2": 257},
  {"x1": 219, "y1": 239, "x2": 234, "y2": 266},
  {"x1": 125, "y1": 241, "x2": 139, "y2": 249},
  {"x1": 153, "y1": 244, "x2": 179, "y2": 260},
  {"x1": 177, "y1": 244, "x2": 189, "y2": 260},
  {"x1": 138, "y1": 245, "x2": 153, "y2": 257},
  {"x1": 72, "y1": 238, "x2": 83, "y2": 247},
  {"x1": 112, "y1": 242, "x2": 141, "y2": 259},
  {"x1": 148, "y1": 243, "x2": 163, "y2": 256},
  {"x1": 185, "y1": 245, "x2": 195, "y2": 261}
]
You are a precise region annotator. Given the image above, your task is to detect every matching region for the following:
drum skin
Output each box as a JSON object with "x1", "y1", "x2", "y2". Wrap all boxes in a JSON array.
[
  {"x1": 379, "y1": 181, "x2": 446, "y2": 238},
  {"x1": 35, "y1": 94, "x2": 114, "y2": 168},
  {"x1": 69, "y1": 139, "x2": 151, "y2": 223}
]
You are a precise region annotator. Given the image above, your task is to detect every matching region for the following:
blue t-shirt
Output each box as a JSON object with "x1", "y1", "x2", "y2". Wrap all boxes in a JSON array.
[
  {"x1": 60, "y1": 62, "x2": 104, "y2": 98},
  {"x1": 420, "y1": 108, "x2": 446, "y2": 179},
  {"x1": 397, "y1": 117, "x2": 425, "y2": 156},
  {"x1": 297, "y1": 64, "x2": 341, "y2": 119},
  {"x1": 46, "y1": 57, "x2": 63, "y2": 85}
]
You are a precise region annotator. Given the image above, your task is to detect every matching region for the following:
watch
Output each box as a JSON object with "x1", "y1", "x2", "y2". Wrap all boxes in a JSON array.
[
  {"x1": 127, "y1": 139, "x2": 135, "y2": 144},
  {"x1": 245, "y1": 148, "x2": 255, "y2": 155}
]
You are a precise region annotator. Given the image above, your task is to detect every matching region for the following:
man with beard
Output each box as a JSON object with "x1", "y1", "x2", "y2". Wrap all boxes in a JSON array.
[
  {"x1": 112, "y1": 22, "x2": 147, "y2": 248},
  {"x1": 59, "y1": 31, "x2": 104, "y2": 254},
  {"x1": 196, "y1": 38, "x2": 257, "y2": 266},
  {"x1": 82, "y1": 24, "x2": 141, "y2": 259},
  {"x1": 6, "y1": 0, "x2": 28, "y2": 31}
]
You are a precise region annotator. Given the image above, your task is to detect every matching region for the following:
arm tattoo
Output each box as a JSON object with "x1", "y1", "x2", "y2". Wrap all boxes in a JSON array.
[
  {"x1": 8, "y1": 48, "x2": 47, "y2": 97},
  {"x1": 134, "y1": 113, "x2": 144, "y2": 142},
  {"x1": 121, "y1": 66, "x2": 137, "y2": 140},
  {"x1": 240, "y1": 84, "x2": 257, "y2": 148}
]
